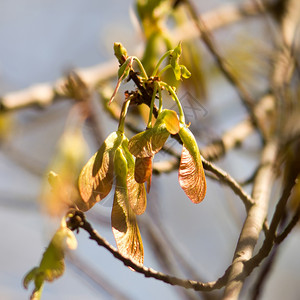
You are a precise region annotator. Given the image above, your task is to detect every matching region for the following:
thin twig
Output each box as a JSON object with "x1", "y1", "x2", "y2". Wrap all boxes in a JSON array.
[
  {"x1": 66, "y1": 210, "x2": 230, "y2": 292},
  {"x1": 141, "y1": 216, "x2": 208, "y2": 300},
  {"x1": 201, "y1": 157, "x2": 254, "y2": 210},
  {"x1": 245, "y1": 169, "x2": 299, "y2": 273},
  {"x1": 275, "y1": 205, "x2": 300, "y2": 244},
  {"x1": 250, "y1": 244, "x2": 279, "y2": 300}
]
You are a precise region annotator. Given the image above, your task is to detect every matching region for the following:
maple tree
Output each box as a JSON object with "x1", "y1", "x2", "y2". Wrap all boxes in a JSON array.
[{"x1": 0, "y1": 0, "x2": 299, "y2": 299}]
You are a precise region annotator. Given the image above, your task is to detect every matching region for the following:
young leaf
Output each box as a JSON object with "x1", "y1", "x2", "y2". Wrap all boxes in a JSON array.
[
  {"x1": 112, "y1": 148, "x2": 144, "y2": 265},
  {"x1": 170, "y1": 43, "x2": 182, "y2": 80},
  {"x1": 180, "y1": 65, "x2": 191, "y2": 79},
  {"x1": 134, "y1": 157, "x2": 153, "y2": 193},
  {"x1": 23, "y1": 221, "x2": 77, "y2": 300},
  {"x1": 178, "y1": 126, "x2": 206, "y2": 203},
  {"x1": 158, "y1": 109, "x2": 180, "y2": 134},
  {"x1": 121, "y1": 139, "x2": 147, "y2": 215},
  {"x1": 128, "y1": 127, "x2": 169, "y2": 158},
  {"x1": 23, "y1": 267, "x2": 39, "y2": 290},
  {"x1": 78, "y1": 131, "x2": 123, "y2": 211}
]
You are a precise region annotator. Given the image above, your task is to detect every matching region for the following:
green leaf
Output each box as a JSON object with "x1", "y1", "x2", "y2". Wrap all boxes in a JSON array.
[
  {"x1": 112, "y1": 148, "x2": 144, "y2": 265},
  {"x1": 128, "y1": 127, "x2": 169, "y2": 158},
  {"x1": 159, "y1": 109, "x2": 180, "y2": 134},
  {"x1": 121, "y1": 139, "x2": 147, "y2": 215},
  {"x1": 78, "y1": 131, "x2": 123, "y2": 211},
  {"x1": 128, "y1": 110, "x2": 176, "y2": 158},
  {"x1": 23, "y1": 267, "x2": 39, "y2": 289},
  {"x1": 38, "y1": 242, "x2": 64, "y2": 282},
  {"x1": 180, "y1": 65, "x2": 191, "y2": 79},
  {"x1": 23, "y1": 221, "x2": 77, "y2": 300},
  {"x1": 170, "y1": 43, "x2": 182, "y2": 80},
  {"x1": 178, "y1": 126, "x2": 206, "y2": 203}
]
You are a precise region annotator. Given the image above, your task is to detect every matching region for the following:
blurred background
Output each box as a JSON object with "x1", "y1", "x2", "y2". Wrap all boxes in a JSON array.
[{"x1": 0, "y1": 0, "x2": 300, "y2": 299}]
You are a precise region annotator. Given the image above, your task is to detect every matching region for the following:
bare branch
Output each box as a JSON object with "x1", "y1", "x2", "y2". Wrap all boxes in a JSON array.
[
  {"x1": 245, "y1": 166, "x2": 299, "y2": 273},
  {"x1": 275, "y1": 205, "x2": 300, "y2": 244},
  {"x1": 66, "y1": 210, "x2": 230, "y2": 292},
  {"x1": 0, "y1": 60, "x2": 118, "y2": 111},
  {"x1": 222, "y1": 139, "x2": 278, "y2": 300}
]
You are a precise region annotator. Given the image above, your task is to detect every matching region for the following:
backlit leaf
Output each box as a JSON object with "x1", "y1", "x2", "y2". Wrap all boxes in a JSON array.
[
  {"x1": 23, "y1": 220, "x2": 77, "y2": 300},
  {"x1": 180, "y1": 65, "x2": 191, "y2": 79},
  {"x1": 128, "y1": 127, "x2": 169, "y2": 157},
  {"x1": 128, "y1": 110, "x2": 176, "y2": 157},
  {"x1": 170, "y1": 43, "x2": 182, "y2": 80},
  {"x1": 23, "y1": 267, "x2": 39, "y2": 290},
  {"x1": 178, "y1": 126, "x2": 206, "y2": 203},
  {"x1": 134, "y1": 157, "x2": 153, "y2": 193},
  {"x1": 112, "y1": 148, "x2": 144, "y2": 265},
  {"x1": 159, "y1": 109, "x2": 180, "y2": 134},
  {"x1": 78, "y1": 131, "x2": 123, "y2": 211},
  {"x1": 122, "y1": 139, "x2": 147, "y2": 215}
]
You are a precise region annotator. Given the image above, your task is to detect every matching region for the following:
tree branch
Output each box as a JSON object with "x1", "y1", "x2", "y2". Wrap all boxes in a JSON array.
[
  {"x1": 275, "y1": 205, "x2": 300, "y2": 244},
  {"x1": 66, "y1": 210, "x2": 230, "y2": 292},
  {"x1": 244, "y1": 166, "x2": 300, "y2": 274},
  {"x1": 222, "y1": 139, "x2": 278, "y2": 300},
  {"x1": 201, "y1": 157, "x2": 254, "y2": 210}
]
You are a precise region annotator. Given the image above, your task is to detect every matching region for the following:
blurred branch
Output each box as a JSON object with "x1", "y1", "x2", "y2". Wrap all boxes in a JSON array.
[
  {"x1": 0, "y1": 1, "x2": 267, "y2": 112},
  {"x1": 250, "y1": 244, "x2": 279, "y2": 300},
  {"x1": 141, "y1": 216, "x2": 210, "y2": 300},
  {"x1": 275, "y1": 205, "x2": 300, "y2": 244},
  {"x1": 250, "y1": 205, "x2": 300, "y2": 300},
  {"x1": 173, "y1": 1, "x2": 266, "y2": 42},
  {"x1": 63, "y1": 72, "x2": 106, "y2": 146},
  {"x1": 0, "y1": 61, "x2": 118, "y2": 111},
  {"x1": 182, "y1": 0, "x2": 265, "y2": 139},
  {"x1": 245, "y1": 164, "x2": 300, "y2": 274},
  {"x1": 66, "y1": 210, "x2": 230, "y2": 292},
  {"x1": 201, "y1": 94, "x2": 275, "y2": 161},
  {"x1": 222, "y1": 140, "x2": 278, "y2": 300},
  {"x1": 67, "y1": 252, "x2": 132, "y2": 300}
]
